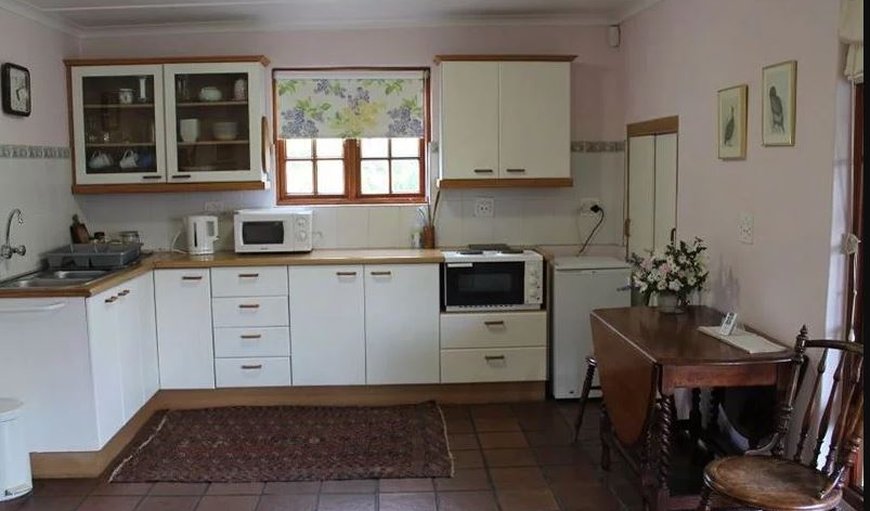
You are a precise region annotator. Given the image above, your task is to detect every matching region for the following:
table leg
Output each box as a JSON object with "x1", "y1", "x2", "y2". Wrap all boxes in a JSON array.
[
  {"x1": 654, "y1": 394, "x2": 675, "y2": 511},
  {"x1": 690, "y1": 388, "x2": 702, "y2": 442},
  {"x1": 707, "y1": 388, "x2": 722, "y2": 436},
  {"x1": 600, "y1": 400, "x2": 612, "y2": 471}
]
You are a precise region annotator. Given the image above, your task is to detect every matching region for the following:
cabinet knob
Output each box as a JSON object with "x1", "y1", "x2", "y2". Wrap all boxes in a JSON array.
[
  {"x1": 181, "y1": 275, "x2": 203, "y2": 281},
  {"x1": 238, "y1": 304, "x2": 260, "y2": 309},
  {"x1": 473, "y1": 168, "x2": 494, "y2": 174},
  {"x1": 484, "y1": 320, "x2": 506, "y2": 327},
  {"x1": 240, "y1": 334, "x2": 262, "y2": 340},
  {"x1": 241, "y1": 364, "x2": 263, "y2": 370},
  {"x1": 505, "y1": 168, "x2": 526, "y2": 173},
  {"x1": 141, "y1": 175, "x2": 162, "y2": 180},
  {"x1": 336, "y1": 271, "x2": 358, "y2": 277},
  {"x1": 172, "y1": 174, "x2": 192, "y2": 180},
  {"x1": 104, "y1": 296, "x2": 118, "y2": 303},
  {"x1": 484, "y1": 355, "x2": 506, "y2": 362},
  {"x1": 370, "y1": 271, "x2": 392, "y2": 276},
  {"x1": 117, "y1": 289, "x2": 130, "y2": 296},
  {"x1": 238, "y1": 273, "x2": 260, "y2": 278}
]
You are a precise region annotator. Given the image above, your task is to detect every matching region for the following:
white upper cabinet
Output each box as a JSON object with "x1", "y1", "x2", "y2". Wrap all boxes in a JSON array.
[
  {"x1": 439, "y1": 58, "x2": 573, "y2": 184},
  {"x1": 440, "y1": 62, "x2": 500, "y2": 180}
]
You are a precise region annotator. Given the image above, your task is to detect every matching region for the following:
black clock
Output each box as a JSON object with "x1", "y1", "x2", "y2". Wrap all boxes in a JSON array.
[{"x1": 1, "y1": 63, "x2": 31, "y2": 117}]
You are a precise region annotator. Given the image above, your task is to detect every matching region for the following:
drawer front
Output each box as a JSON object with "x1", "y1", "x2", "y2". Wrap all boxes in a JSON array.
[
  {"x1": 214, "y1": 327, "x2": 291, "y2": 358},
  {"x1": 441, "y1": 347, "x2": 546, "y2": 383},
  {"x1": 211, "y1": 267, "x2": 288, "y2": 297},
  {"x1": 212, "y1": 296, "x2": 289, "y2": 327},
  {"x1": 215, "y1": 357, "x2": 291, "y2": 388},
  {"x1": 440, "y1": 311, "x2": 546, "y2": 349}
]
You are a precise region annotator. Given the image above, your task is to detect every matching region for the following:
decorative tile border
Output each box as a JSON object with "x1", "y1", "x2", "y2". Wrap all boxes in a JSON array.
[
  {"x1": 571, "y1": 141, "x2": 625, "y2": 153},
  {"x1": 0, "y1": 144, "x2": 71, "y2": 159}
]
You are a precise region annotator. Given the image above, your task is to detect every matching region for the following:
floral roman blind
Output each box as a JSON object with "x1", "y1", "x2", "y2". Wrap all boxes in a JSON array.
[{"x1": 274, "y1": 70, "x2": 427, "y2": 139}]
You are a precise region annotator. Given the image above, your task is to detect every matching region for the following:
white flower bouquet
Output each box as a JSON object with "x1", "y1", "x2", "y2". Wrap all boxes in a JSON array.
[{"x1": 629, "y1": 237, "x2": 709, "y2": 307}]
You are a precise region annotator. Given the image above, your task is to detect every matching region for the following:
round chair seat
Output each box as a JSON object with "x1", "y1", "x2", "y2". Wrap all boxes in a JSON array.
[{"x1": 705, "y1": 456, "x2": 841, "y2": 511}]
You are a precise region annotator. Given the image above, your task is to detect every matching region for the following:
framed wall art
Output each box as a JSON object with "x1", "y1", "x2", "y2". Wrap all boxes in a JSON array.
[
  {"x1": 717, "y1": 84, "x2": 748, "y2": 159},
  {"x1": 762, "y1": 60, "x2": 796, "y2": 146},
  {"x1": 1, "y1": 63, "x2": 31, "y2": 117}
]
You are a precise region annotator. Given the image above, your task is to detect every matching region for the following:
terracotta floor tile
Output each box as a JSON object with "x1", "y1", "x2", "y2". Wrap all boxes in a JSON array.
[
  {"x1": 205, "y1": 483, "x2": 265, "y2": 495},
  {"x1": 444, "y1": 418, "x2": 474, "y2": 434},
  {"x1": 436, "y1": 491, "x2": 499, "y2": 511},
  {"x1": 473, "y1": 417, "x2": 521, "y2": 432},
  {"x1": 496, "y1": 489, "x2": 560, "y2": 511},
  {"x1": 523, "y1": 428, "x2": 575, "y2": 447},
  {"x1": 32, "y1": 479, "x2": 99, "y2": 497},
  {"x1": 319, "y1": 479, "x2": 377, "y2": 494},
  {"x1": 254, "y1": 494, "x2": 317, "y2": 511},
  {"x1": 533, "y1": 445, "x2": 593, "y2": 466},
  {"x1": 378, "y1": 492, "x2": 436, "y2": 511},
  {"x1": 470, "y1": 404, "x2": 515, "y2": 419},
  {"x1": 477, "y1": 432, "x2": 528, "y2": 449},
  {"x1": 262, "y1": 482, "x2": 320, "y2": 495},
  {"x1": 433, "y1": 468, "x2": 491, "y2": 492},
  {"x1": 488, "y1": 467, "x2": 549, "y2": 491},
  {"x1": 452, "y1": 449, "x2": 484, "y2": 469},
  {"x1": 75, "y1": 495, "x2": 141, "y2": 511},
  {"x1": 541, "y1": 464, "x2": 600, "y2": 485},
  {"x1": 440, "y1": 406, "x2": 471, "y2": 421},
  {"x1": 195, "y1": 495, "x2": 259, "y2": 511},
  {"x1": 89, "y1": 483, "x2": 153, "y2": 496},
  {"x1": 482, "y1": 448, "x2": 537, "y2": 467},
  {"x1": 315, "y1": 493, "x2": 375, "y2": 511},
  {"x1": 447, "y1": 434, "x2": 479, "y2": 450},
  {"x1": 378, "y1": 478, "x2": 433, "y2": 493},
  {"x1": 135, "y1": 496, "x2": 200, "y2": 511},
  {"x1": 549, "y1": 481, "x2": 623, "y2": 511},
  {"x1": 149, "y1": 483, "x2": 209, "y2": 496},
  {"x1": 4, "y1": 496, "x2": 83, "y2": 511}
]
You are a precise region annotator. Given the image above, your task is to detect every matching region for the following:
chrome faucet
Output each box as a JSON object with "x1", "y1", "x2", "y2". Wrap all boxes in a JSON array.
[{"x1": 1, "y1": 209, "x2": 26, "y2": 260}]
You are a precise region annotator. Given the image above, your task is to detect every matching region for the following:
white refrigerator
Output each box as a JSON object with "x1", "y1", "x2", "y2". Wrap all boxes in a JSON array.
[{"x1": 550, "y1": 256, "x2": 632, "y2": 399}]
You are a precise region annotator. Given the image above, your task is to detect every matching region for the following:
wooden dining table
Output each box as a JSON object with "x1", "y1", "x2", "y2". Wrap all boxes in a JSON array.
[{"x1": 590, "y1": 306, "x2": 795, "y2": 511}]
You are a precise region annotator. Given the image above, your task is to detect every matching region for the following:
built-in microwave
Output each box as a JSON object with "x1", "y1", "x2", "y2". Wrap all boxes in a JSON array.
[
  {"x1": 234, "y1": 208, "x2": 313, "y2": 253},
  {"x1": 441, "y1": 249, "x2": 543, "y2": 312}
]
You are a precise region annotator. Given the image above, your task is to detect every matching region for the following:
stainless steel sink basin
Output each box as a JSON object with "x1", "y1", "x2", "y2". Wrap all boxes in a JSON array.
[
  {"x1": 0, "y1": 269, "x2": 110, "y2": 289},
  {"x1": 40, "y1": 270, "x2": 108, "y2": 280},
  {"x1": 1, "y1": 278, "x2": 90, "y2": 288}
]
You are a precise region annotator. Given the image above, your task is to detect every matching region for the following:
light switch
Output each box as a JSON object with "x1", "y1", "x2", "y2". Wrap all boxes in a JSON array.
[{"x1": 738, "y1": 213, "x2": 753, "y2": 244}]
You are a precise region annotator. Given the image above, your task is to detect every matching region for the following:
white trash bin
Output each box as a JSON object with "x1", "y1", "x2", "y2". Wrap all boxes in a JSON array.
[{"x1": 0, "y1": 399, "x2": 32, "y2": 502}]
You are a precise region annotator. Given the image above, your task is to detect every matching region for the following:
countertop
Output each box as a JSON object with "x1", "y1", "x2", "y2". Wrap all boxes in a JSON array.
[{"x1": 0, "y1": 248, "x2": 445, "y2": 298}]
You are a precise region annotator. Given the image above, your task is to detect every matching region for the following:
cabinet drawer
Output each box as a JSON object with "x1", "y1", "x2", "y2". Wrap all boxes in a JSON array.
[
  {"x1": 441, "y1": 347, "x2": 546, "y2": 383},
  {"x1": 214, "y1": 327, "x2": 291, "y2": 358},
  {"x1": 215, "y1": 357, "x2": 291, "y2": 388},
  {"x1": 212, "y1": 296, "x2": 289, "y2": 327},
  {"x1": 440, "y1": 311, "x2": 546, "y2": 349},
  {"x1": 211, "y1": 267, "x2": 288, "y2": 297}
]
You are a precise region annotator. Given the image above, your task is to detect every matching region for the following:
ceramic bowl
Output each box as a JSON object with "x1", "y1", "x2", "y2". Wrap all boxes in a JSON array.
[
  {"x1": 198, "y1": 86, "x2": 223, "y2": 102},
  {"x1": 212, "y1": 121, "x2": 239, "y2": 141}
]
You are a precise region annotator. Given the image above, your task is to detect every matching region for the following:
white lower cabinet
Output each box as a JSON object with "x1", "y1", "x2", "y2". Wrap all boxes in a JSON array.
[
  {"x1": 289, "y1": 265, "x2": 366, "y2": 385},
  {"x1": 155, "y1": 269, "x2": 215, "y2": 389},
  {"x1": 440, "y1": 347, "x2": 547, "y2": 383},
  {"x1": 215, "y1": 357, "x2": 291, "y2": 388},
  {"x1": 365, "y1": 265, "x2": 439, "y2": 384}
]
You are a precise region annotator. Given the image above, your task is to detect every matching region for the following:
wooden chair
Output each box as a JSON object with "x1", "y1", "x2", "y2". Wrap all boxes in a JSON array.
[
  {"x1": 698, "y1": 327, "x2": 864, "y2": 511},
  {"x1": 573, "y1": 355, "x2": 598, "y2": 442}
]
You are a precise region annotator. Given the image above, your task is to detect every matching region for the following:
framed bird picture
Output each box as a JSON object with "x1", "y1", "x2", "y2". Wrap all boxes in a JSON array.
[
  {"x1": 762, "y1": 60, "x2": 796, "y2": 146},
  {"x1": 1, "y1": 63, "x2": 32, "y2": 117},
  {"x1": 718, "y1": 84, "x2": 748, "y2": 159}
]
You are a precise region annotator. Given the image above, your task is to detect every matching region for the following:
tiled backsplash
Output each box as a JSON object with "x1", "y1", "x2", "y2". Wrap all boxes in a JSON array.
[{"x1": 0, "y1": 144, "x2": 71, "y2": 159}]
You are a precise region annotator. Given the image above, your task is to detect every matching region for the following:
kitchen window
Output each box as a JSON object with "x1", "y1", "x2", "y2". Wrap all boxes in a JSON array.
[{"x1": 273, "y1": 69, "x2": 429, "y2": 205}]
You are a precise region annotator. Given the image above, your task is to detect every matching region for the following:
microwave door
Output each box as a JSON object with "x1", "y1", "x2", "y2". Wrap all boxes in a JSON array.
[
  {"x1": 242, "y1": 220, "x2": 286, "y2": 247},
  {"x1": 444, "y1": 262, "x2": 525, "y2": 308}
]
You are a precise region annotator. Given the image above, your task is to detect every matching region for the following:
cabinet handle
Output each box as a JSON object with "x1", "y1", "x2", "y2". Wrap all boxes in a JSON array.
[
  {"x1": 141, "y1": 175, "x2": 162, "y2": 180},
  {"x1": 238, "y1": 273, "x2": 260, "y2": 278},
  {"x1": 336, "y1": 271, "x2": 357, "y2": 277},
  {"x1": 240, "y1": 334, "x2": 262, "y2": 340},
  {"x1": 181, "y1": 275, "x2": 203, "y2": 281},
  {"x1": 117, "y1": 289, "x2": 130, "y2": 296},
  {"x1": 172, "y1": 174, "x2": 192, "y2": 179},
  {"x1": 505, "y1": 168, "x2": 526, "y2": 173},
  {"x1": 484, "y1": 355, "x2": 506, "y2": 362},
  {"x1": 238, "y1": 304, "x2": 260, "y2": 309},
  {"x1": 105, "y1": 296, "x2": 118, "y2": 303},
  {"x1": 241, "y1": 364, "x2": 263, "y2": 370},
  {"x1": 370, "y1": 271, "x2": 392, "y2": 276},
  {"x1": 484, "y1": 320, "x2": 506, "y2": 327},
  {"x1": 473, "y1": 168, "x2": 494, "y2": 174}
]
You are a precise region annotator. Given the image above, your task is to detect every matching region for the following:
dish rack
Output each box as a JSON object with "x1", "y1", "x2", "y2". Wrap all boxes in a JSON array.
[{"x1": 44, "y1": 243, "x2": 142, "y2": 269}]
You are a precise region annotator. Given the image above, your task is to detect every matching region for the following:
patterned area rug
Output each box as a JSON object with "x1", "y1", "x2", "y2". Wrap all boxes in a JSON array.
[{"x1": 110, "y1": 402, "x2": 453, "y2": 483}]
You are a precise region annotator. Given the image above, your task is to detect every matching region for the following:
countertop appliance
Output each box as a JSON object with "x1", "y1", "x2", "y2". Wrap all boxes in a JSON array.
[
  {"x1": 234, "y1": 208, "x2": 312, "y2": 253},
  {"x1": 441, "y1": 244, "x2": 543, "y2": 312},
  {"x1": 550, "y1": 256, "x2": 631, "y2": 399},
  {"x1": 186, "y1": 215, "x2": 219, "y2": 255}
]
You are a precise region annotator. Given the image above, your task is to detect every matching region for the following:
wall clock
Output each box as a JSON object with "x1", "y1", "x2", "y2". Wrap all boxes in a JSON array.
[{"x1": 1, "y1": 63, "x2": 32, "y2": 117}]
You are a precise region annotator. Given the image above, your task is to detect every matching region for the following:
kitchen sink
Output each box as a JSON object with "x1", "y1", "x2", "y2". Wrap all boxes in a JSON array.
[
  {"x1": 0, "y1": 269, "x2": 110, "y2": 289},
  {"x1": 40, "y1": 270, "x2": 108, "y2": 280}
]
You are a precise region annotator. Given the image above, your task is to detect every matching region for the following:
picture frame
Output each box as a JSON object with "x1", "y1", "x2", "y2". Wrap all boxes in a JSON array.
[
  {"x1": 761, "y1": 60, "x2": 796, "y2": 146},
  {"x1": 1, "y1": 63, "x2": 31, "y2": 117},
  {"x1": 717, "y1": 84, "x2": 748, "y2": 159}
]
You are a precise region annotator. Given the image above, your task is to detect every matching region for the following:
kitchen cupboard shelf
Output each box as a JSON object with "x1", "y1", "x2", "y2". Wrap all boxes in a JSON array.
[
  {"x1": 83, "y1": 103, "x2": 154, "y2": 109},
  {"x1": 86, "y1": 142, "x2": 156, "y2": 148},
  {"x1": 177, "y1": 140, "x2": 249, "y2": 146},
  {"x1": 176, "y1": 101, "x2": 248, "y2": 107},
  {"x1": 72, "y1": 180, "x2": 270, "y2": 195},
  {"x1": 438, "y1": 178, "x2": 573, "y2": 189}
]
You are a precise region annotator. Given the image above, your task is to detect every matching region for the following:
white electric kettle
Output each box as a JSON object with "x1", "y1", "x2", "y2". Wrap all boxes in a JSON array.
[{"x1": 185, "y1": 215, "x2": 219, "y2": 255}]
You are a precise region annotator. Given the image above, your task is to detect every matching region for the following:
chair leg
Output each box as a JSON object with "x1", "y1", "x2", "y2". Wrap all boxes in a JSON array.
[
  {"x1": 573, "y1": 356, "x2": 597, "y2": 442},
  {"x1": 697, "y1": 484, "x2": 713, "y2": 511}
]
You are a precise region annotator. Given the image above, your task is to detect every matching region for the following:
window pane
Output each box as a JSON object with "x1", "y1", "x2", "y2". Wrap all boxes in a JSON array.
[
  {"x1": 361, "y1": 138, "x2": 389, "y2": 158},
  {"x1": 286, "y1": 160, "x2": 313, "y2": 194},
  {"x1": 316, "y1": 138, "x2": 343, "y2": 158},
  {"x1": 317, "y1": 160, "x2": 344, "y2": 195},
  {"x1": 361, "y1": 159, "x2": 389, "y2": 194},
  {"x1": 392, "y1": 160, "x2": 420, "y2": 193},
  {"x1": 286, "y1": 139, "x2": 312, "y2": 158},
  {"x1": 392, "y1": 138, "x2": 421, "y2": 158}
]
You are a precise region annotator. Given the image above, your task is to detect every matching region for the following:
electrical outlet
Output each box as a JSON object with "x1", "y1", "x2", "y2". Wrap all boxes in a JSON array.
[
  {"x1": 204, "y1": 201, "x2": 224, "y2": 213},
  {"x1": 474, "y1": 197, "x2": 494, "y2": 218},
  {"x1": 579, "y1": 197, "x2": 601, "y2": 216},
  {"x1": 738, "y1": 212, "x2": 754, "y2": 244}
]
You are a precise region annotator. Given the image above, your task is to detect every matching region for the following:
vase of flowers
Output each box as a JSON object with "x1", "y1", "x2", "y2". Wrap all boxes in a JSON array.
[{"x1": 629, "y1": 237, "x2": 709, "y2": 314}]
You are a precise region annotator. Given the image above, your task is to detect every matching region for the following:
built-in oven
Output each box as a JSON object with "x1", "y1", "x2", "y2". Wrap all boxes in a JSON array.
[{"x1": 441, "y1": 249, "x2": 543, "y2": 312}]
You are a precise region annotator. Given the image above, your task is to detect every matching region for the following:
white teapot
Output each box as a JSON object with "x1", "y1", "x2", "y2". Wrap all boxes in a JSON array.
[
  {"x1": 119, "y1": 149, "x2": 139, "y2": 169},
  {"x1": 88, "y1": 151, "x2": 113, "y2": 169}
]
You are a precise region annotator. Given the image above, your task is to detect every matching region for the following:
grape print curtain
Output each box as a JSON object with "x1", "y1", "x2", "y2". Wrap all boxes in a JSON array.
[{"x1": 275, "y1": 70, "x2": 427, "y2": 139}]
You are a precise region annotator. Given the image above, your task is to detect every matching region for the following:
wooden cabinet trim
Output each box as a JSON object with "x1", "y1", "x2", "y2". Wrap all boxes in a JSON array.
[
  {"x1": 627, "y1": 116, "x2": 680, "y2": 137},
  {"x1": 438, "y1": 178, "x2": 573, "y2": 189},
  {"x1": 72, "y1": 181, "x2": 269, "y2": 195},
  {"x1": 435, "y1": 54, "x2": 577, "y2": 63},
  {"x1": 64, "y1": 55, "x2": 270, "y2": 67}
]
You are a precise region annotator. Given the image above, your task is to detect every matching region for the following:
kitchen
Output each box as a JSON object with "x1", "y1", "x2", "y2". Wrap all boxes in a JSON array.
[{"x1": 0, "y1": 1, "x2": 863, "y2": 511}]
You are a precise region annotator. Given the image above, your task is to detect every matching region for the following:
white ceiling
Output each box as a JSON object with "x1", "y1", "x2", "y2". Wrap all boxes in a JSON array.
[{"x1": 4, "y1": 0, "x2": 658, "y2": 36}]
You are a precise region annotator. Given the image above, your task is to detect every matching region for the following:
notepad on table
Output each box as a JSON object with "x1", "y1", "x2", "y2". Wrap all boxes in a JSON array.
[{"x1": 697, "y1": 326, "x2": 785, "y2": 354}]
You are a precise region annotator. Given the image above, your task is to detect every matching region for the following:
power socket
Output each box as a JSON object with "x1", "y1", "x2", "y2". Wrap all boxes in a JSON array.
[
  {"x1": 474, "y1": 197, "x2": 494, "y2": 218},
  {"x1": 579, "y1": 197, "x2": 602, "y2": 216},
  {"x1": 738, "y1": 212, "x2": 754, "y2": 244},
  {"x1": 204, "y1": 201, "x2": 224, "y2": 213}
]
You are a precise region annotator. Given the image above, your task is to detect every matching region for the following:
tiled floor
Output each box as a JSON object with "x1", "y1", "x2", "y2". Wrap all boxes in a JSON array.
[{"x1": 0, "y1": 400, "x2": 643, "y2": 511}]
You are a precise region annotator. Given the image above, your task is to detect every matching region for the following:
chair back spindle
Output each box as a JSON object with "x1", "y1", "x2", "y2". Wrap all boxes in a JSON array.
[
  {"x1": 794, "y1": 348, "x2": 829, "y2": 462},
  {"x1": 810, "y1": 354, "x2": 845, "y2": 467},
  {"x1": 822, "y1": 356, "x2": 863, "y2": 475}
]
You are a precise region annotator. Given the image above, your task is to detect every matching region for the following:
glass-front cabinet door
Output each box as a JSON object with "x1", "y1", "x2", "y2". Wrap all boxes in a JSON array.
[
  {"x1": 164, "y1": 63, "x2": 264, "y2": 183},
  {"x1": 71, "y1": 65, "x2": 166, "y2": 185}
]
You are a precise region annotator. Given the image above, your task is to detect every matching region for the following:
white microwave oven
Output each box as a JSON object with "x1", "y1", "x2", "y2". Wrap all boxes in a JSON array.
[{"x1": 234, "y1": 208, "x2": 313, "y2": 253}]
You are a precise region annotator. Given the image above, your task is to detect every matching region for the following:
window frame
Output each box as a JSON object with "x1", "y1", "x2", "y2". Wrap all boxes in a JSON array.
[{"x1": 273, "y1": 67, "x2": 430, "y2": 206}]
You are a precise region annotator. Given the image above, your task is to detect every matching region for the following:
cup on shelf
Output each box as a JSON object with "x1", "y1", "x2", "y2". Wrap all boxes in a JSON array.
[
  {"x1": 198, "y1": 86, "x2": 222, "y2": 102},
  {"x1": 233, "y1": 78, "x2": 247, "y2": 101},
  {"x1": 88, "y1": 151, "x2": 113, "y2": 169},
  {"x1": 119, "y1": 150, "x2": 139, "y2": 169},
  {"x1": 212, "y1": 121, "x2": 239, "y2": 141},
  {"x1": 180, "y1": 118, "x2": 200, "y2": 143},
  {"x1": 118, "y1": 88, "x2": 134, "y2": 105}
]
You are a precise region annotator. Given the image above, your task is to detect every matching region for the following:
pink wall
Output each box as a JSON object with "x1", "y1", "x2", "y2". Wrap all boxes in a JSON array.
[
  {"x1": 0, "y1": 11, "x2": 78, "y2": 145},
  {"x1": 622, "y1": 0, "x2": 847, "y2": 341},
  {"x1": 79, "y1": 24, "x2": 625, "y2": 140}
]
